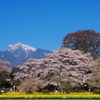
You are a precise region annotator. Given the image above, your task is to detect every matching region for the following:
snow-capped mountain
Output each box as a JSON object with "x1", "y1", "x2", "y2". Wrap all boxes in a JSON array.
[
  {"x1": 6, "y1": 42, "x2": 36, "y2": 53},
  {"x1": 0, "y1": 43, "x2": 52, "y2": 68},
  {"x1": 5, "y1": 42, "x2": 36, "y2": 58}
]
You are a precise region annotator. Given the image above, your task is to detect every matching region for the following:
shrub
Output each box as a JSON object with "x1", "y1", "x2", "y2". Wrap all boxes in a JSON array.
[
  {"x1": 66, "y1": 91, "x2": 70, "y2": 94},
  {"x1": 42, "y1": 89, "x2": 49, "y2": 94},
  {"x1": 74, "y1": 88, "x2": 79, "y2": 92},
  {"x1": 0, "y1": 91, "x2": 2, "y2": 94},
  {"x1": 26, "y1": 90, "x2": 33, "y2": 94},
  {"x1": 93, "y1": 90, "x2": 100, "y2": 94}
]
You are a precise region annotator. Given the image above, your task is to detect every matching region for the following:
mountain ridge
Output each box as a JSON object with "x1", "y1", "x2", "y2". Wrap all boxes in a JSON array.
[{"x1": 0, "y1": 43, "x2": 52, "y2": 68}]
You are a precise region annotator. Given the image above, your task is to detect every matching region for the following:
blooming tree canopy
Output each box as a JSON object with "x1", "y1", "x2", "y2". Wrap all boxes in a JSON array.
[{"x1": 12, "y1": 47, "x2": 94, "y2": 87}]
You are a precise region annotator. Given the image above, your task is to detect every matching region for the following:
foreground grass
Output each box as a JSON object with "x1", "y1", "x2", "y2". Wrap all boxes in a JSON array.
[{"x1": 0, "y1": 92, "x2": 100, "y2": 99}]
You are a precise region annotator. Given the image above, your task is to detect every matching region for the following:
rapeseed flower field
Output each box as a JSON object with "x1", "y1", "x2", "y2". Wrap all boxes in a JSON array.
[{"x1": 0, "y1": 92, "x2": 100, "y2": 99}]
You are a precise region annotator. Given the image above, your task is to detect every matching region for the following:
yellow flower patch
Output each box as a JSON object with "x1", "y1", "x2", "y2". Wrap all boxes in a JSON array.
[{"x1": 0, "y1": 92, "x2": 100, "y2": 99}]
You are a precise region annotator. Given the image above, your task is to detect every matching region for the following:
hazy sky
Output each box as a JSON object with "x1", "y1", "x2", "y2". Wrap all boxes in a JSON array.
[{"x1": 0, "y1": 0, "x2": 100, "y2": 51}]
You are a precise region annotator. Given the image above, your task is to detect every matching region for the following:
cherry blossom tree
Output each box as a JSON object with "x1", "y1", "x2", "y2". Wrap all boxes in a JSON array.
[
  {"x1": 12, "y1": 47, "x2": 94, "y2": 90},
  {"x1": 86, "y1": 59, "x2": 100, "y2": 89}
]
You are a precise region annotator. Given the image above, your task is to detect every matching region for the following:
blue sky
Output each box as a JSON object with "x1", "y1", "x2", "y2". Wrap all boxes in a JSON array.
[{"x1": 0, "y1": 0, "x2": 100, "y2": 51}]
